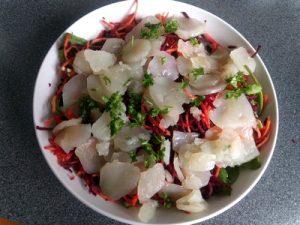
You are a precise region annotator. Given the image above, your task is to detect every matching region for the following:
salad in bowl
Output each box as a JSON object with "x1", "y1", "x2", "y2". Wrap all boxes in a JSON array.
[{"x1": 35, "y1": 0, "x2": 274, "y2": 223}]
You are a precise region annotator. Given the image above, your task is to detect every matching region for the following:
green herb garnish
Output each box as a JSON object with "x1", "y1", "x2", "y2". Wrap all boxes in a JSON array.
[
  {"x1": 159, "y1": 192, "x2": 173, "y2": 208},
  {"x1": 226, "y1": 71, "x2": 244, "y2": 88},
  {"x1": 190, "y1": 37, "x2": 199, "y2": 46},
  {"x1": 191, "y1": 67, "x2": 204, "y2": 79},
  {"x1": 102, "y1": 76, "x2": 111, "y2": 86},
  {"x1": 142, "y1": 73, "x2": 154, "y2": 87},
  {"x1": 179, "y1": 80, "x2": 189, "y2": 90},
  {"x1": 150, "y1": 106, "x2": 171, "y2": 117},
  {"x1": 141, "y1": 23, "x2": 163, "y2": 39},
  {"x1": 190, "y1": 96, "x2": 205, "y2": 106},
  {"x1": 123, "y1": 77, "x2": 133, "y2": 87},
  {"x1": 140, "y1": 138, "x2": 165, "y2": 168},
  {"x1": 127, "y1": 91, "x2": 146, "y2": 127},
  {"x1": 129, "y1": 151, "x2": 137, "y2": 163},
  {"x1": 241, "y1": 156, "x2": 261, "y2": 170},
  {"x1": 103, "y1": 92, "x2": 125, "y2": 136},
  {"x1": 218, "y1": 166, "x2": 240, "y2": 184},
  {"x1": 79, "y1": 96, "x2": 100, "y2": 123},
  {"x1": 165, "y1": 20, "x2": 179, "y2": 34},
  {"x1": 160, "y1": 56, "x2": 167, "y2": 65}
]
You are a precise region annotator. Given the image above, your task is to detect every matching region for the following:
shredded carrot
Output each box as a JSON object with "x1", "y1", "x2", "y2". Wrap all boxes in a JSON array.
[
  {"x1": 184, "y1": 88, "x2": 197, "y2": 100},
  {"x1": 51, "y1": 95, "x2": 57, "y2": 113},
  {"x1": 257, "y1": 131, "x2": 271, "y2": 148},
  {"x1": 214, "y1": 166, "x2": 221, "y2": 177},
  {"x1": 185, "y1": 111, "x2": 191, "y2": 133},
  {"x1": 117, "y1": 0, "x2": 138, "y2": 31},
  {"x1": 263, "y1": 95, "x2": 268, "y2": 105},
  {"x1": 156, "y1": 12, "x2": 169, "y2": 25},
  {"x1": 202, "y1": 33, "x2": 219, "y2": 52}
]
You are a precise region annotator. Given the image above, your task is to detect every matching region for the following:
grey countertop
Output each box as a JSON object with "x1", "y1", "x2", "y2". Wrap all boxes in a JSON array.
[{"x1": 0, "y1": 0, "x2": 299, "y2": 224}]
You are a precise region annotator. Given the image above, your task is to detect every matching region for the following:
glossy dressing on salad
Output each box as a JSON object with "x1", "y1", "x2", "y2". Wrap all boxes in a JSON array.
[{"x1": 39, "y1": 1, "x2": 271, "y2": 222}]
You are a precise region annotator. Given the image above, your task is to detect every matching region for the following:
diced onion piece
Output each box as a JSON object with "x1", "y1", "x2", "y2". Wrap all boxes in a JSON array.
[
  {"x1": 96, "y1": 141, "x2": 110, "y2": 156},
  {"x1": 122, "y1": 39, "x2": 151, "y2": 64},
  {"x1": 176, "y1": 190, "x2": 207, "y2": 213},
  {"x1": 182, "y1": 171, "x2": 211, "y2": 190},
  {"x1": 210, "y1": 92, "x2": 256, "y2": 129},
  {"x1": 160, "y1": 183, "x2": 189, "y2": 200},
  {"x1": 75, "y1": 138, "x2": 105, "y2": 174},
  {"x1": 230, "y1": 47, "x2": 256, "y2": 75},
  {"x1": 162, "y1": 140, "x2": 171, "y2": 165},
  {"x1": 138, "y1": 163, "x2": 165, "y2": 203},
  {"x1": 172, "y1": 131, "x2": 198, "y2": 151},
  {"x1": 91, "y1": 111, "x2": 111, "y2": 142},
  {"x1": 101, "y1": 38, "x2": 125, "y2": 54},
  {"x1": 87, "y1": 75, "x2": 106, "y2": 104},
  {"x1": 100, "y1": 161, "x2": 140, "y2": 200},
  {"x1": 148, "y1": 51, "x2": 179, "y2": 81},
  {"x1": 114, "y1": 126, "x2": 151, "y2": 152},
  {"x1": 175, "y1": 17, "x2": 205, "y2": 40},
  {"x1": 84, "y1": 49, "x2": 116, "y2": 74},
  {"x1": 53, "y1": 118, "x2": 82, "y2": 135},
  {"x1": 54, "y1": 124, "x2": 91, "y2": 153},
  {"x1": 173, "y1": 157, "x2": 184, "y2": 181},
  {"x1": 138, "y1": 200, "x2": 158, "y2": 223},
  {"x1": 62, "y1": 74, "x2": 87, "y2": 108}
]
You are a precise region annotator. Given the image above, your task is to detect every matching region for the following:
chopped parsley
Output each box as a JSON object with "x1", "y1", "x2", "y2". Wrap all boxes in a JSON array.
[
  {"x1": 165, "y1": 20, "x2": 179, "y2": 34},
  {"x1": 225, "y1": 84, "x2": 262, "y2": 99},
  {"x1": 159, "y1": 192, "x2": 173, "y2": 208},
  {"x1": 129, "y1": 151, "x2": 137, "y2": 163},
  {"x1": 179, "y1": 80, "x2": 189, "y2": 90},
  {"x1": 140, "y1": 138, "x2": 165, "y2": 168},
  {"x1": 218, "y1": 166, "x2": 239, "y2": 184},
  {"x1": 150, "y1": 106, "x2": 171, "y2": 117},
  {"x1": 160, "y1": 56, "x2": 167, "y2": 65},
  {"x1": 190, "y1": 95, "x2": 205, "y2": 106},
  {"x1": 102, "y1": 76, "x2": 111, "y2": 86},
  {"x1": 226, "y1": 71, "x2": 244, "y2": 88},
  {"x1": 141, "y1": 23, "x2": 163, "y2": 39},
  {"x1": 79, "y1": 96, "x2": 100, "y2": 123},
  {"x1": 123, "y1": 77, "x2": 133, "y2": 87},
  {"x1": 142, "y1": 73, "x2": 154, "y2": 87},
  {"x1": 103, "y1": 92, "x2": 125, "y2": 136},
  {"x1": 191, "y1": 67, "x2": 204, "y2": 79},
  {"x1": 127, "y1": 91, "x2": 146, "y2": 127},
  {"x1": 190, "y1": 37, "x2": 199, "y2": 46}
]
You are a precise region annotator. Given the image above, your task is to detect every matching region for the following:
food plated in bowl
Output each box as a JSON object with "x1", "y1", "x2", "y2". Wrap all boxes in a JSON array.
[{"x1": 33, "y1": 0, "x2": 278, "y2": 224}]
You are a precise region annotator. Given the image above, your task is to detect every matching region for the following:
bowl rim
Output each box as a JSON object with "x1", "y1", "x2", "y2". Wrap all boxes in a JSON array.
[{"x1": 33, "y1": 0, "x2": 279, "y2": 224}]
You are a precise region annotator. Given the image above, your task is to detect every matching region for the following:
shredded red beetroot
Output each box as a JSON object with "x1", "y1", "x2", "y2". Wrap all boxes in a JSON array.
[
  {"x1": 44, "y1": 137, "x2": 112, "y2": 201},
  {"x1": 251, "y1": 45, "x2": 262, "y2": 58}
]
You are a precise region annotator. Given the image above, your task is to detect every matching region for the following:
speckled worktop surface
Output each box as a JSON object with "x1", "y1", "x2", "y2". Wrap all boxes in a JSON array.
[{"x1": 0, "y1": 0, "x2": 299, "y2": 224}]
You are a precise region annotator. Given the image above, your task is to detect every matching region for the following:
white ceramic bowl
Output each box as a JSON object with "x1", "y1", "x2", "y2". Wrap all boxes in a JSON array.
[{"x1": 33, "y1": 0, "x2": 279, "y2": 224}]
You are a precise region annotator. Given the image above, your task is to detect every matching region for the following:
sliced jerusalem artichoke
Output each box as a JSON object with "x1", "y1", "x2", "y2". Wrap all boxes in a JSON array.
[
  {"x1": 175, "y1": 17, "x2": 205, "y2": 40},
  {"x1": 62, "y1": 74, "x2": 87, "y2": 108},
  {"x1": 53, "y1": 118, "x2": 82, "y2": 135},
  {"x1": 176, "y1": 190, "x2": 207, "y2": 213},
  {"x1": 75, "y1": 138, "x2": 105, "y2": 174},
  {"x1": 101, "y1": 38, "x2": 125, "y2": 54},
  {"x1": 54, "y1": 124, "x2": 91, "y2": 153},
  {"x1": 138, "y1": 163, "x2": 165, "y2": 203},
  {"x1": 138, "y1": 200, "x2": 159, "y2": 223},
  {"x1": 100, "y1": 161, "x2": 140, "y2": 200},
  {"x1": 91, "y1": 111, "x2": 111, "y2": 142},
  {"x1": 73, "y1": 49, "x2": 116, "y2": 75},
  {"x1": 122, "y1": 39, "x2": 151, "y2": 64}
]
